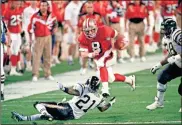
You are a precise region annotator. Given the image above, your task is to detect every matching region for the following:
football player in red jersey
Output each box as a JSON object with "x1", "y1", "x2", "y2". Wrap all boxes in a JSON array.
[
  {"x1": 4, "y1": 1, "x2": 23, "y2": 76},
  {"x1": 161, "y1": 0, "x2": 178, "y2": 20},
  {"x1": 78, "y1": 1, "x2": 104, "y2": 75},
  {"x1": 78, "y1": 18, "x2": 136, "y2": 97}
]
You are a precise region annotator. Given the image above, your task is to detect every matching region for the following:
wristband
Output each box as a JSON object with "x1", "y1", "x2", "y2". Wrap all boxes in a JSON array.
[{"x1": 62, "y1": 87, "x2": 68, "y2": 93}]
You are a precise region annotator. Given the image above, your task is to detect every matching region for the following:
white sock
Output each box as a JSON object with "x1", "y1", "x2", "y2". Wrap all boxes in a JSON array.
[
  {"x1": 27, "y1": 61, "x2": 31, "y2": 67},
  {"x1": 26, "y1": 114, "x2": 42, "y2": 121},
  {"x1": 68, "y1": 56, "x2": 73, "y2": 61},
  {"x1": 157, "y1": 91, "x2": 165, "y2": 104},
  {"x1": 79, "y1": 57, "x2": 83, "y2": 66},
  {"x1": 35, "y1": 104, "x2": 51, "y2": 116},
  {"x1": 1, "y1": 83, "x2": 4, "y2": 93},
  {"x1": 11, "y1": 66, "x2": 16, "y2": 72},
  {"x1": 124, "y1": 76, "x2": 131, "y2": 84},
  {"x1": 102, "y1": 82, "x2": 109, "y2": 90},
  {"x1": 17, "y1": 61, "x2": 22, "y2": 70}
]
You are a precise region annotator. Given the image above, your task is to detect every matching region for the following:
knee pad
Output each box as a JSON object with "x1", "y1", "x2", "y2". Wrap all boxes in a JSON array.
[
  {"x1": 157, "y1": 71, "x2": 170, "y2": 84},
  {"x1": 178, "y1": 83, "x2": 182, "y2": 96},
  {"x1": 157, "y1": 82, "x2": 167, "y2": 92}
]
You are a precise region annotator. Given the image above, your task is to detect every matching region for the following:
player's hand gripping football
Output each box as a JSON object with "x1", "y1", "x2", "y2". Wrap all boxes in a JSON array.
[{"x1": 150, "y1": 63, "x2": 162, "y2": 74}]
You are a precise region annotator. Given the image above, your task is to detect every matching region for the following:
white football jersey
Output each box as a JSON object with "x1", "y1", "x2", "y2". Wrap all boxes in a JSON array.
[
  {"x1": 162, "y1": 28, "x2": 182, "y2": 68},
  {"x1": 68, "y1": 83, "x2": 104, "y2": 119}
]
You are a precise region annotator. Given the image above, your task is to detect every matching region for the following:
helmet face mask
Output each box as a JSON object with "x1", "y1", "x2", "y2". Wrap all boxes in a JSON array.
[
  {"x1": 160, "y1": 18, "x2": 177, "y2": 37},
  {"x1": 85, "y1": 76, "x2": 100, "y2": 93},
  {"x1": 82, "y1": 18, "x2": 98, "y2": 39}
]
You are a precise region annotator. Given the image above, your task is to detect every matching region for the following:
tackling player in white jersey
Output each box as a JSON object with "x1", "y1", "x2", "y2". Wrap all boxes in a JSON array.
[
  {"x1": 146, "y1": 18, "x2": 182, "y2": 112},
  {"x1": 11, "y1": 76, "x2": 116, "y2": 121}
]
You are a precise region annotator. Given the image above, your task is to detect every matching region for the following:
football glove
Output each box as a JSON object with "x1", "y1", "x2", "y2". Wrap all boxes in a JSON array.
[
  {"x1": 109, "y1": 97, "x2": 116, "y2": 106},
  {"x1": 150, "y1": 63, "x2": 162, "y2": 74},
  {"x1": 167, "y1": 55, "x2": 181, "y2": 64},
  {"x1": 58, "y1": 82, "x2": 65, "y2": 91}
]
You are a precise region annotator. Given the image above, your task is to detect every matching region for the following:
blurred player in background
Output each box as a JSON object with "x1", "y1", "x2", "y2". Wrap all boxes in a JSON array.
[
  {"x1": 3, "y1": 1, "x2": 23, "y2": 76},
  {"x1": 11, "y1": 76, "x2": 116, "y2": 121},
  {"x1": 22, "y1": 1, "x2": 38, "y2": 71},
  {"x1": 64, "y1": 1, "x2": 83, "y2": 65},
  {"x1": 146, "y1": 18, "x2": 182, "y2": 112},
  {"x1": 78, "y1": 18, "x2": 135, "y2": 97}
]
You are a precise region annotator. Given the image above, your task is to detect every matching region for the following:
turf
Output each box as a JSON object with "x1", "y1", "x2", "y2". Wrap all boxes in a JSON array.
[
  {"x1": 5, "y1": 59, "x2": 80, "y2": 85},
  {"x1": 1, "y1": 69, "x2": 181, "y2": 124}
]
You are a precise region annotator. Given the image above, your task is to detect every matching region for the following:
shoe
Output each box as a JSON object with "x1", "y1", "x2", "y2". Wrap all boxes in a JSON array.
[
  {"x1": 68, "y1": 60, "x2": 74, "y2": 65},
  {"x1": 130, "y1": 58, "x2": 135, "y2": 63},
  {"x1": 1, "y1": 92, "x2": 4, "y2": 101},
  {"x1": 101, "y1": 88, "x2": 110, "y2": 98},
  {"x1": 45, "y1": 75, "x2": 54, "y2": 81},
  {"x1": 51, "y1": 63, "x2": 56, "y2": 67},
  {"x1": 55, "y1": 58, "x2": 61, "y2": 64},
  {"x1": 11, "y1": 111, "x2": 24, "y2": 122},
  {"x1": 179, "y1": 108, "x2": 181, "y2": 112},
  {"x1": 32, "y1": 76, "x2": 38, "y2": 82},
  {"x1": 129, "y1": 75, "x2": 136, "y2": 90},
  {"x1": 140, "y1": 57, "x2": 146, "y2": 62},
  {"x1": 10, "y1": 70, "x2": 23, "y2": 76},
  {"x1": 80, "y1": 68, "x2": 86, "y2": 75},
  {"x1": 146, "y1": 96, "x2": 164, "y2": 110},
  {"x1": 117, "y1": 58, "x2": 126, "y2": 64}
]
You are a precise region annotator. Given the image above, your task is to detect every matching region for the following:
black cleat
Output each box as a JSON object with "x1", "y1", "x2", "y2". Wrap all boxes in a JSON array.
[
  {"x1": 11, "y1": 111, "x2": 24, "y2": 122},
  {"x1": 40, "y1": 114, "x2": 53, "y2": 121}
]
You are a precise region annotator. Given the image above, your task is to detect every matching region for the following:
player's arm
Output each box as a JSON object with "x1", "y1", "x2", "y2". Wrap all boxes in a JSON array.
[
  {"x1": 151, "y1": 53, "x2": 182, "y2": 74},
  {"x1": 58, "y1": 83, "x2": 80, "y2": 96},
  {"x1": 97, "y1": 97, "x2": 116, "y2": 112}
]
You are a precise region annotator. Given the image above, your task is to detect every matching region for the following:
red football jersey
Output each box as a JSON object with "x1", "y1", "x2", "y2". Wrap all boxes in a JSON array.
[
  {"x1": 142, "y1": 1, "x2": 155, "y2": 11},
  {"x1": 78, "y1": 25, "x2": 116, "y2": 60},
  {"x1": 4, "y1": 8, "x2": 23, "y2": 33},
  {"x1": 161, "y1": 1, "x2": 178, "y2": 17}
]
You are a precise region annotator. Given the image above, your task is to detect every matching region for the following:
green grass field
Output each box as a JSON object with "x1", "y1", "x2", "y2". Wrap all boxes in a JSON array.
[{"x1": 1, "y1": 69, "x2": 181, "y2": 124}]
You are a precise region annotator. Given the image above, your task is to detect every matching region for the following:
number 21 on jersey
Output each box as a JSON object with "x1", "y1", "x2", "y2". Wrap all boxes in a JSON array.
[{"x1": 75, "y1": 95, "x2": 96, "y2": 112}]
